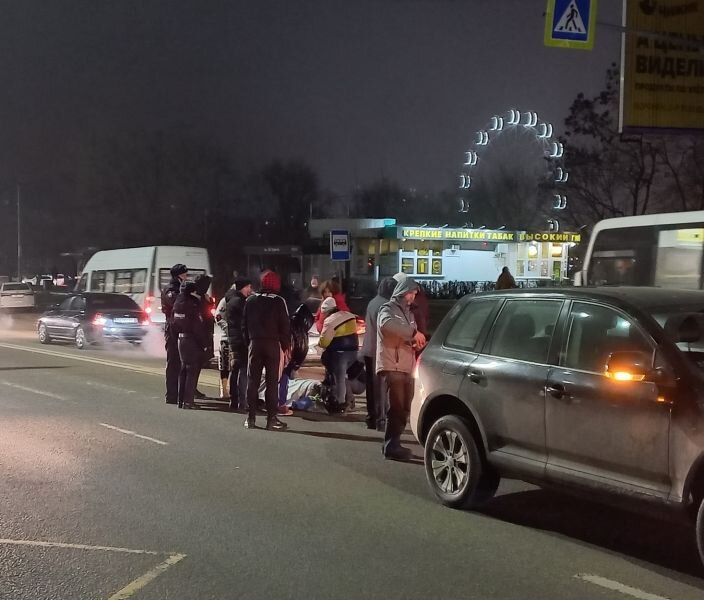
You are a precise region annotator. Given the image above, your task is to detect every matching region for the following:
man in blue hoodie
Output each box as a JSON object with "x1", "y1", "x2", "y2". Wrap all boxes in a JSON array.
[{"x1": 376, "y1": 276, "x2": 427, "y2": 460}]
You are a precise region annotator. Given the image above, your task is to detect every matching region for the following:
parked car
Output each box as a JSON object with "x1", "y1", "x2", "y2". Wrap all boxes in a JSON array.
[
  {"x1": 0, "y1": 282, "x2": 35, "y2": 310},
  {"x1": 37, "y1": 292, "x2": 149, "y2": 349},
  {"x1": 412, "y1": 287, "x2": 704, "y2": 567}
]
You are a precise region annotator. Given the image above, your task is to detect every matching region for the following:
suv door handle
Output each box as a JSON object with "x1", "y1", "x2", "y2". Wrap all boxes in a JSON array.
[
  {"x1": 546, "y1": 382, "x2": 569, "y2": 400},
  {"x1": 468, "y1": 370, "x2": 485, "y2": 384}
]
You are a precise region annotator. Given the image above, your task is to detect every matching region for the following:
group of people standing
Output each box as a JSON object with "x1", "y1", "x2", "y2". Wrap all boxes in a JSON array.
[{"x1": 162, "y1": 263, "x2": 430, "y2": 459}]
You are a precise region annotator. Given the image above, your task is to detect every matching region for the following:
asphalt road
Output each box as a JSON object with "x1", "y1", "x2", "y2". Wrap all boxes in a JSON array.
[{"x1": 2, "y1": 313, "x2": 704, "y2": 599}]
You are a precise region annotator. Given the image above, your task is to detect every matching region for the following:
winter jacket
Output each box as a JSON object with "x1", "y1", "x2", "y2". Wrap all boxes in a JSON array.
[
  {"x1": 242, "y1": 289, "x2": 290, "y2": 351},
  {"x1": 171, "y1": 292, "x2": 209, "y2": 350},
  {"x1": 161, "y1": 277, "x2": 182, "y2": 326},
  {"x1": 376, "y1": 278, "x2": 418, "y2": 375},
  {"x1": 360, "y1": 277, "x2": 396, "y2": 359},
  {"x1": 496, "y1": 270, "x2": 517, "y2": 290},
  {"x1": 315, "y1": 292, "x2": 350, "y2": 333},
  {"x1": 225, "y1": 289, "x2": 248, "y2": 350},
  {"x1": 319, "y1": 308, "x2": 359, "y2": 352}
]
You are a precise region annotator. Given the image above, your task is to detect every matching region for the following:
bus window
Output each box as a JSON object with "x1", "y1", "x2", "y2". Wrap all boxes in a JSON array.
[
  {"x1": 588, "y1": 226, "x2": 656, "y2": 286},
  {"x1": 654, "y1": 228, "x2": 704, "y2": 290}
]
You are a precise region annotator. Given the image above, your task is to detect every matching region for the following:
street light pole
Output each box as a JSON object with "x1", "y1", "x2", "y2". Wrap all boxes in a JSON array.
[{"x1": 16, "y1": 184, "x2": 21, "y2": 281}]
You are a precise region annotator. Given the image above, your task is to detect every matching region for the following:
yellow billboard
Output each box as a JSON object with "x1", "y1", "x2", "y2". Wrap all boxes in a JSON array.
[{"x1": 622, "y1": 0, "x2": 704, "y2": 132}]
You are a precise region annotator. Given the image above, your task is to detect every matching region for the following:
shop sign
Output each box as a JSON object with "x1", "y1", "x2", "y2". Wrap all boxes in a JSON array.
[{"x1": 399, "y1": 227, "x2": 581, "y2": 244}]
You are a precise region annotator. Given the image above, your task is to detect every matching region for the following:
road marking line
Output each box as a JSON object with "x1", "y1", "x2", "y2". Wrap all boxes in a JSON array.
[
  {"x1": 99, "y1": 423, "x2": 169, "y2": 446},
  {"x1": 0, "y1": 341, "x2": 220, "y2": 387},
  {"x1": 106, "y1": 553, "x2": 186, "y2": 600},
  {"x1": 574, "y1": 574, "x2": 671, "y2": 600},
  {"x1": 0, "y1": 380, "x2": 67, "y2": 401},
  {"x1": 0, "y1": 538, "x2": 160, "y2": 555},
  {"x1": 84, "y1": 381, "x2": 137, "y2": 394}
]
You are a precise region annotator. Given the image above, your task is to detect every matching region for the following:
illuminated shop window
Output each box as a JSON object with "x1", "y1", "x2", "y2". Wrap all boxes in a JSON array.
[
  {"x1": 432, "y1": 259, "x2": 443, "y2": 275},
  {"x1": 417, "y1": 258, "x2": 429, "y2": 274},
  {"x1": 401, "y1": 258, "x2": 414, "y2": 274}
]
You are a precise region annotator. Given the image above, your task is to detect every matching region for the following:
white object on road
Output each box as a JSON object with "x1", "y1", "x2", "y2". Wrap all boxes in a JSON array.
[
  {"x1": 99, "y1": 422, "x2": 169, "y2": 446},
  {"x1": 574, "y1": 574, "x2": 671, "y2": 600}
]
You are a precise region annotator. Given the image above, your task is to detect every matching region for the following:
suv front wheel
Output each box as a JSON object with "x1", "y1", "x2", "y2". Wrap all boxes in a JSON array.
[{"x1": 424, "y1": 415, "x2": 499, "y2": 510}]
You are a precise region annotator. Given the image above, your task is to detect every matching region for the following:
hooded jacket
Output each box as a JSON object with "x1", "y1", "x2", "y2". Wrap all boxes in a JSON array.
[
  {"x1": 376, "y1": 278, "x2": 419, "y2": 374},
  {"x1": 171, "y1": 282, "x2": 209, "y2": 349},
  {"x1": 360, "y1": 277, "x2": 396, "y2": 359},
  {"x1": 242, "y1": 286, "x2": 290, "y2": 351}
]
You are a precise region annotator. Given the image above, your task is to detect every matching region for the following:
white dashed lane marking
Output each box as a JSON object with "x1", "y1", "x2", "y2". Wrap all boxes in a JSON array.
[
  {"x1": 99, "y1": 423, "x2": 169, "y2": 446},
  {"x1": 0, "y1": 380, "x2": 68, "y2": 401},
  {"x1": 575, "y1": 574, "x2": 671, "y2": 600}
]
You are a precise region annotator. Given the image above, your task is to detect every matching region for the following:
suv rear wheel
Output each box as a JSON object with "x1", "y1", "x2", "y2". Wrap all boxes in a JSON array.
[{"x1": 424, "y1": 415, "x2": 499, "y2": 509}]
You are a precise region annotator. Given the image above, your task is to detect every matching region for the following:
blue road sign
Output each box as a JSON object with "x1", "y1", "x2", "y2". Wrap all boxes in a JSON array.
[
  {"x1": 544, "y1": 0, "x2": 597, "y2": 50},
  {"x1": 330, "y1": 229, "x2": 351, "y2": 261}
]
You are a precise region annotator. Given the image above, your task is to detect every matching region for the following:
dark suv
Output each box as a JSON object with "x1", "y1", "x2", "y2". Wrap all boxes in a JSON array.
[{"x1": 412, "y1": 287, "x2": 704, "y2": 566}]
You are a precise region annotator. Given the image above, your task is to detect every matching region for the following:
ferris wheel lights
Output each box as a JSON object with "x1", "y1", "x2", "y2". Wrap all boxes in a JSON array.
[
  {"x1": 548, "y1": 142, "x2": 564, "y2": 158},
  {"x1": 465, "y1": 151, "x2": 478, "y2": 166},
  {"x1": 538, "y1": 122, "x2": 554, "y2": 139},
  {"x1": 489, "y1": 116, "x2": 504, "y2": 131},
  {"x1": 507, "y1": 109, "x2": 521, "y2": 125},
  {"x1": 553, "y1": 195, "x2": 568, "y2": 210},
  {"x1": 459, "y1": 175, "x2": 472, "y2": 189},
  {"x1": 475, "y1": 131, "x2": 489, "y2": 146},
  {"x1": 555, "y1": 167, "x2": 569, "y2": 183},
  {"x1": 523, "y1": 112, "x2": 538, "y2": 127}
]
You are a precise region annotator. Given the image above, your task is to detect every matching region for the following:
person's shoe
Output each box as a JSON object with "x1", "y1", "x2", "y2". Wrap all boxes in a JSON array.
[
  {"x1": 266, "y1": 417, "x2": 288, "y2": 431},
  {"x1": 182, "y1": 402, "x2": 198, "y2": 410},
  {"x1": 384, "y1": 445, "x2": 413, "y2": 461},
  {"x1": 376, "y1": 421, "x2": 386, "y2": 432},
  {"x1": 166, "y1": 400, "x2": 177, "y2": 405},
  {"x1": 243, "y1": 417, "x2": 256, "y2": 429},
  {"x1": 194, "y1": 389, "x2": 206, "y2": 399},
  {"x1": 229, "y1": 400, "x2": 239, "y2": 411},
  {"x1": 365, "y1": 417, "x2": 376, "y2": 430},
  {"x1": 277, "y1": 406, "x2": 294, "y2": 416}
]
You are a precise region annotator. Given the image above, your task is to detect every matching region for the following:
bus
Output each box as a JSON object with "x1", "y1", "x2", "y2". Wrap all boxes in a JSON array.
[
  {"x1": 76, "y1": 246, "x2": 212, "y2": 324},
  {"x1": 575, "y1": 211, "x2": 704, "y2": 289}
]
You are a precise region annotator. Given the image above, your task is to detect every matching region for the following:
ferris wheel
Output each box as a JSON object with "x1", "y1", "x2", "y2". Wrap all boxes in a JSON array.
[{"x1": 458, "y1": 109, "x2": 568, "y2": 232}]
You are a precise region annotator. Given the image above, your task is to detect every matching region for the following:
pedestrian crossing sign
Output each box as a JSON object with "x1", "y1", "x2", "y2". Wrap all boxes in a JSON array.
[{"x1": 544, "y1": 0, "x2": 597, "y2": 50}]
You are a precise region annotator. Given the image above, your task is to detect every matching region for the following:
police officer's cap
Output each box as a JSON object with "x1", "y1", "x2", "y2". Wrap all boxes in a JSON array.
[{"x1": 170, "y1": 263, "x2": 188, "y2": 277}]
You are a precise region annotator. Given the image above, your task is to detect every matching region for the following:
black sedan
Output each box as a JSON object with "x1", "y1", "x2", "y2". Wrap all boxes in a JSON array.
[{"x1": 37, "y1": 292, "x2": 149, "y2": 349}]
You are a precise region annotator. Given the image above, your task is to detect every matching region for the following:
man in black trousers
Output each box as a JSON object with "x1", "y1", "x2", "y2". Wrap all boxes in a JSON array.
[
  {"x1": 161, "y1": 263, "x2": 188, "y2": 405},
  {"x1": 242, "y1": 270, "x2": 290, "y2": 431}
]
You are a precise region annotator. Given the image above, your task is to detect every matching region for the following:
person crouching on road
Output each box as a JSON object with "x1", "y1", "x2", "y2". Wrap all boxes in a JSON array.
[
  {"x1": 318, "y1": 297, "x2": 359, "y2": 413},
  {"x1": 242, "y1": 270, "x2": 290, "y2": 431},
  {"x1": 225, "y1": 277, "x2": 253, "y2": 411},
  {"x1": 161, "y1": 263, "x2": 189, "y2": 405},
  {"x1": 172, "y1": 281, "x2": 209, "y2": 409},
  {"x1": 377, "y1": 276, "x2": 427, "y2": 460}
]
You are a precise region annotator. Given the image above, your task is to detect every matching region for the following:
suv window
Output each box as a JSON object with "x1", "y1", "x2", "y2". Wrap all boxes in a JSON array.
[
  {"x1": 562, "y1": 302, "x2": 654, "y2": 373},
  {"x1": 59, "y1": 297, "x2": 74, "y2": 311},
  {"x1": 487, "y1": 299, "x2": 562, "y2": 363},
  {"x1": 444, "y1": 298, "x2": 500, "y2": 352}
]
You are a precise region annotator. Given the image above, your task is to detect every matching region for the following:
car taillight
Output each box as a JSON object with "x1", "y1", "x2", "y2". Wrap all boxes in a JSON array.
[
  {"x1": 144, "y1": 296, "x2": 154, "y2": 315},
  {"x1": 93, "y1": 314, "x2": 107, "y2": 326},
  {"x1": 141, "y1": 313, "x2": 150, "y2": 326}
]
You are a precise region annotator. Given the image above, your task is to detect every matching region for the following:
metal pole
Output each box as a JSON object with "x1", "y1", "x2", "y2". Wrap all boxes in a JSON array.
[{"x1": 16, "y1": 184, "x2": 21, "y2": 281}]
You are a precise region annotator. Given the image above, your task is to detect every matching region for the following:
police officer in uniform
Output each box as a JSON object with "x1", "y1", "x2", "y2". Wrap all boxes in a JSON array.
[
  {"x1": 161, "y1": 263, "x2": 188, "y2": 405},
  {"x1": 171, "y1": 281, "x2": 209, "y2": 409}
]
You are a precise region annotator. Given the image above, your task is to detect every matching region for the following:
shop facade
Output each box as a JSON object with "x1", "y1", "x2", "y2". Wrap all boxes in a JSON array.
[{"x1": 308, "y1": 219, "x2": 581, "y2": 285}]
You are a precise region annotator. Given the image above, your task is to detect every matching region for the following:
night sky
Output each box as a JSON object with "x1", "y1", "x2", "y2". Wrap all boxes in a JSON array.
[{"x1": 0, "y1": 0, "x2": 622, "y2": 194}]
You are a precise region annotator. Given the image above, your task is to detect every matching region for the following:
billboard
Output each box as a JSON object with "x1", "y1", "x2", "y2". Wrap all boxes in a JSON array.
[{"x1": 621, "y1": 0, "x2": 704, "y2": 132}]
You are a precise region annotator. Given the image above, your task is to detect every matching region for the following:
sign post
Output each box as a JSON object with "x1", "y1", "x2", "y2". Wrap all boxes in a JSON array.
[
  {"x1": 544, "y1": 0, "x2": 598, "y2": 50},
  {"x1": 330, "y1": 229, "x2": 351, "y2": 261}
]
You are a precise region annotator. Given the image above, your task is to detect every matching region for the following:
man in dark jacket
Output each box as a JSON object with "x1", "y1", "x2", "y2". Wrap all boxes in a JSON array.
[
  {"x1": 193, "y1": 274, "x2": 214, "y2": 399},
  {"x1": 171, "y1": 281, "x2": 209, "y2": 409},
  {"x1": 495, "y1": 266, "x2": 517, "y2": 290},
  {"x1": 225, "y1": 277, "x2": 253, "y2": 411},
  {"x1": 242, "y1": 270, "x2": 290, "y2": 431},
  {"x1": 359, "y1": 277, "x2": 396, "y2": 430},
  {"x1": 161, "y1": 263, "x2": 189, "y2": 405}
]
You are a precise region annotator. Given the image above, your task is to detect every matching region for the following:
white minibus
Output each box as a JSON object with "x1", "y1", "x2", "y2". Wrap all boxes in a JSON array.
[
  {"x1": 76, "y1": 246, "x2": 212, "y2": 324},
  {"x1": 576, "y1": 210, "x2": 704, "y2": 289}
]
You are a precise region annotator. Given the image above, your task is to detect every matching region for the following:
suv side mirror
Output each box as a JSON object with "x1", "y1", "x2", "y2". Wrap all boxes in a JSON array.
[{"x1": 605, "y1": 351, "x2": 651, "y2": 382}]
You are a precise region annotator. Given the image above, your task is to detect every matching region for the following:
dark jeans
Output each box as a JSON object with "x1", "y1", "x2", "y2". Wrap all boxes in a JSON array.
[
  {"x1": 164, "y1": 328, "x2": 181, "y2": 403},
  {"x1": 178, "y1": 336, "x2": 204, "y2": 407},
  {"x1": 364, "y1": 356, "x2": 388, "y2": 427},
  {"x1": 229, "y1": 340, "x2": 249, "y2": 410},
  {"x1": 246, "y1": 339, "x2": 281, "y2": 419},
  {"x1": 381, "y1": 370, "x2": 414, "y2": 452},
  {"x1": 323, "y1": 349, "x2": 357, "y2": 406}
]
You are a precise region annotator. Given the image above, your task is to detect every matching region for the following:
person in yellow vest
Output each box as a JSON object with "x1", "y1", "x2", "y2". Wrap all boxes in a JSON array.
[{"x1": 318, "y1": 297, "x2": 359, "y2": 412}]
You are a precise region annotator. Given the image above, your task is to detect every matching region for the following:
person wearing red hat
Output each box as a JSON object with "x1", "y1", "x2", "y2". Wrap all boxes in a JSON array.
[{"x1": 242, "y1": 270, "x2": 291, "y2": 431}]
